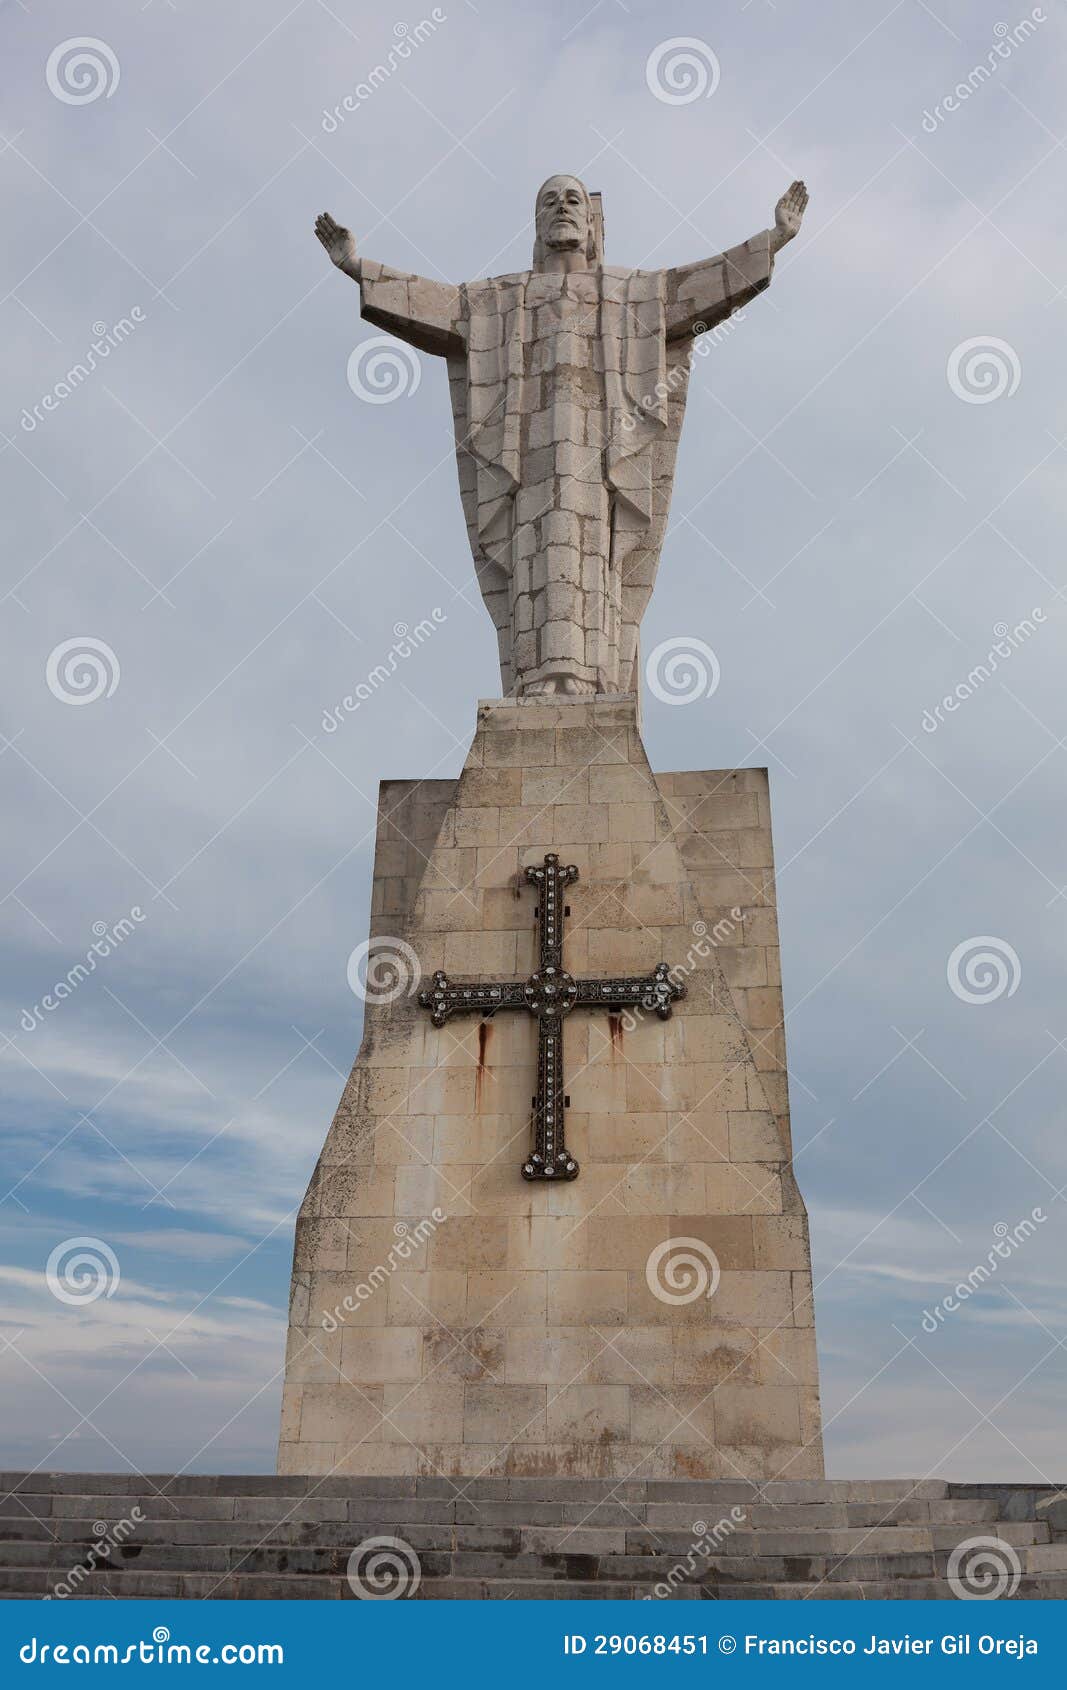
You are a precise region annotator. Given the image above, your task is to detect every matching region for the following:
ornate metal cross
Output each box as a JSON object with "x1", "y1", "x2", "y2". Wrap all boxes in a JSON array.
[{"x1": 417, "y1": 853, "x2": 685, "y2": 1181}]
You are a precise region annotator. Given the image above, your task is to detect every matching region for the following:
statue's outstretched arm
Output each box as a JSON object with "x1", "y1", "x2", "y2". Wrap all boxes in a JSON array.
[
  {"x1": 314, "y1": 211, "x2": 462, "y2": 357},
  {"x1": 665, "y1": 180, "x2": 808, "y2": 342}
]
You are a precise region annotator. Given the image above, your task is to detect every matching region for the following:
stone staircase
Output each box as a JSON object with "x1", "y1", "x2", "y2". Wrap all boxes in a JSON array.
[{"x1": 2, "y1": 1475, "x2": 1066, "y2": 1600}]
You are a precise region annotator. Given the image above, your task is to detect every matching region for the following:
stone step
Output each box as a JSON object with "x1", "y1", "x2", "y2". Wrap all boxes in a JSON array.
[
  {"x1": 930, "y1": 1521, "x2": 1046, "y2": 1549},
  {"x1": 7, "y1": 1534, "x2": 1062, "y2": 1589},
  {"x1": 1023, "y1": 1544, "x2": 1067, "y2": 1573},
  {"x1": 3, "y1": 1512, "x2": 1047, "y2": 1557},
  {"x1": 0, "y1": 1474, "x2": 957, "y2": 1504},
  {"x1": 7, "y1": 1518, "x2": 1036, "y2": 1579},
  {"x1": 4, "y1": 1491, "x2": 1018, "y2": 1531},
  {"x1": 0, "y1": 1541, "x2": 950, "y2": 1581},
  {"x1": 726, "y1": 1577, "x2": 1067, "y2": 1602},
  {"x1": 8, "y1": 1514, "x2": 1044, "y2": 1559},
  {"x1": 740, "y1": 1499, "x2": 1001, "y2": 1529},
  {"x1": 7, "y1": 1493, "x2": 676, "y2": 1526},
  {"x1": 7, "y1": 1561, "x2": 1067, "y2": 1601},
  {"x1": 846, "y1": 1499, "x2": 1001, "y2": 1526},
  {"x1": 743, "y1": 1480, "x2": 952, "y2": 1503},
  {"x1": 0, "y1": 1517, "x2": 533, "y2": 1554},
  {"x1": 40, "y1": 1548, "x2": 966, "y2": 1580},
  {"x1": 762, "y1": 1521, "x2": 1045, "y2": 1555},
  {"x1": 0, "y1": 1565, "x2": 661, "y2": 1601}
]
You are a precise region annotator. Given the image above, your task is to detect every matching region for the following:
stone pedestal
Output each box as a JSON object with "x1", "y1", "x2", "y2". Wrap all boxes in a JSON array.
[{"x1": 279, "y1": 697, "x2": 823, "y2": 1480}]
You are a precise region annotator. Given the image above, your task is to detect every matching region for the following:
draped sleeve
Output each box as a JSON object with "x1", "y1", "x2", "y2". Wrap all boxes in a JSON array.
[
  {"x1": 359, "y1": 261, "x2": 463, "y2": 356},
  {"x1": 665, "y1": 231, "x2": 774, "y2": 342}
]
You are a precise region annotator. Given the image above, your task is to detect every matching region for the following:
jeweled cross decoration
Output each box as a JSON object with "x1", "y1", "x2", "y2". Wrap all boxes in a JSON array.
[{"x1": 418, "y1": 853, "x2": 685, "y2": 1181}]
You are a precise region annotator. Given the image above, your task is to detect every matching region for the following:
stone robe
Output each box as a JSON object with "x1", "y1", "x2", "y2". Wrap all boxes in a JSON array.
[{"x1": 359, "y1": 233, "x2": 775, "y2": 695}]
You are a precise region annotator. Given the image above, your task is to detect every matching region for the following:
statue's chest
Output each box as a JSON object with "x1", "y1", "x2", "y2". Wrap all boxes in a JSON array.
[
  {"x1": 526, "y1": 275, "x2": 600, "y2": 334},
  {"x1": 525, "y1": 276, "x2": 602, "y2": 381}
]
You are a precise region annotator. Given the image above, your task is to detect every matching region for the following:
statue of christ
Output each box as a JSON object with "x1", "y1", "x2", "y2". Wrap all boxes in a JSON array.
[{"x1": 315, "y1": 174, "x2": 807, "y2": 697}]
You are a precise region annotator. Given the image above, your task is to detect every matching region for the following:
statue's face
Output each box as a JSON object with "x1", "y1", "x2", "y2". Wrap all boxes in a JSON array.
[{"x1": 536, "y1": 175, "x2": 591, "y2": 253}]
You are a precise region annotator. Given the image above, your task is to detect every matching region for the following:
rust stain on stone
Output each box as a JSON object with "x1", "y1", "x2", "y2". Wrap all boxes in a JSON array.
[
  {"x1": 475, "y1": 1018, "x2": 492, "y2": 1109},
  {"x1": 608, "y1": 1012, "x2": 623, "y2": 1054},
  {"x1": 674, "y1": 1449, "x2": 718, "y2": 1480},
  {"x1": 508, "y1": 1440, "x2": 631, "y2": 1481}
]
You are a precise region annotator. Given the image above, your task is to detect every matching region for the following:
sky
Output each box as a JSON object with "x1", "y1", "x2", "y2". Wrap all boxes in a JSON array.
[{"x1": 2, "y1": 0, "x2": 1067, "y2": 1484}]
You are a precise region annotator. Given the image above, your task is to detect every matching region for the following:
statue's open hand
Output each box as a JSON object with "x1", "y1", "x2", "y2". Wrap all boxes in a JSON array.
[
  {"x1": 315, "y1": 211, "x2": 357, "y2": 271},
  {"x1": 773, "y1": 180, "x2": 808, "y2": 247}
]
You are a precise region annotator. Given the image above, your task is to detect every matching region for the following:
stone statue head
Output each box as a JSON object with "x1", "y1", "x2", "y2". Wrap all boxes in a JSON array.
[{"x1": 533, "y1": 174, "x2": 602, "y2": 267}]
